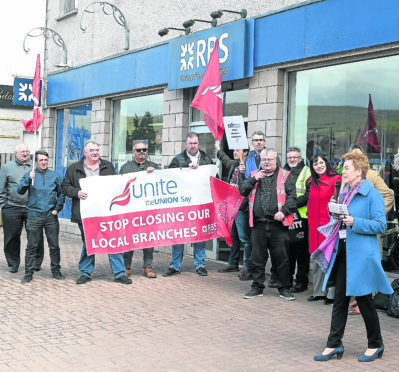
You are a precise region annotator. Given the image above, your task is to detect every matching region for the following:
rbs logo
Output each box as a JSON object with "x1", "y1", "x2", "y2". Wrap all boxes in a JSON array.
[{"x1": 180, "y1": 33, "x2": 229, "y2": 72}]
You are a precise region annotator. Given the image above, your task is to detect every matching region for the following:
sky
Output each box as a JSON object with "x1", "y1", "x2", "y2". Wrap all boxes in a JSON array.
[{"x1": 0, "y1": 1, "x2": 47, "y2": 85}]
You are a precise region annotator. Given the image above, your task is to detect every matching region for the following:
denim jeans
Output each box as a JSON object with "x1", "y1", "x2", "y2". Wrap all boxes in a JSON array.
[
  {"x1": 229, "y1": 210, "x2": 252, "y2": 268},
  {"x1": 123, "y1": 248, "x2": 154, "y2": 269},
  {"x1": 2, "y1": 205, "x2": 44, "y2": 269},
  {"x1": 25, "y1": 214, "x2": 61, "y2": 274},
  {"x1": 170, "y1": 241, "x2": 206, "y2": 270},
  {"x1": 78, "y1": 223, "x2": 125, "y2": 278}
]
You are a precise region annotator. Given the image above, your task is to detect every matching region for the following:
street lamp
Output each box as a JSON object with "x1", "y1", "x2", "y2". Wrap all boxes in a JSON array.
[
  {"x1": 182, "y1": 18, "x2": 217, "y2": 34},
  {"x1": 23, "y1": 27, "x2": 68, "y2": 66},
  {"x1": 80, "y1": 1, "x2": 130, "y2": 51},
  {"x1": 158, "y1": 27, "x2": 190, "y2": 37},
  {"x1": 210, "y1": 9, "x2": 247, "y2": 26}
]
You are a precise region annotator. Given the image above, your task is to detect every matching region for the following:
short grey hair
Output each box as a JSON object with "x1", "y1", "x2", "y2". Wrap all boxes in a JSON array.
[
  {"x1": 260, "y1": 149, "x2": 277, "y2": 159},
  {"x1": 251, "y1": 131, "x2": 265, "y2": 140},
  {"x1": 84, "y1": 140, "x2": 100, "y2": 150},
  {"x1": 287, "y1": 146, "x2": 302, "y2": 155},
  {"x1": 15, "y1": 143, "x2": 29, "y2": 153}
]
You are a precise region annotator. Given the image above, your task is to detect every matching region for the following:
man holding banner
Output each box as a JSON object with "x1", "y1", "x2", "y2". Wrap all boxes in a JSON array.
[
  {"x1": 163, "y1": 132, "x2": 214, "y2": 277},
  {"x1": 120, "y1": 140, "x2": 159, "y2": 278},
  {"x1": 62, "y1": 140, "x2": 132, "y2": 285}
]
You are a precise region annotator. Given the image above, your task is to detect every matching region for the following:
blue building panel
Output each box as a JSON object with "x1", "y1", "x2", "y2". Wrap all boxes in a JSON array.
[{"x1": 254, "y1": 7, "x2": 306, "y2": 67}]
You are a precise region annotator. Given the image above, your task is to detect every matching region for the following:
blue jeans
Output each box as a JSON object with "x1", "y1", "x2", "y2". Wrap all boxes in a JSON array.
[
  {"x1": 78, "y1": 223, "x2": 125, "y2": 279},
  {"x1": 229, "y1": 210, "x2": 252, "y2": 268},
  {"x1": 170, "y1": 241, "x2": 206, "y2": 270}
]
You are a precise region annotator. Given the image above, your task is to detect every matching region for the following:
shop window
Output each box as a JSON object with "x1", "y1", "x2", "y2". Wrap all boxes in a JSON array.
[
  {"x1": 55, "y1": 104, "x2": 91, "y2": 219},
  {"x1": 287, "y1": 55, "x2": 399, "y2": 185},
  {"x1": 112, "y1": 93, "x2": 163, "y2": 172}
]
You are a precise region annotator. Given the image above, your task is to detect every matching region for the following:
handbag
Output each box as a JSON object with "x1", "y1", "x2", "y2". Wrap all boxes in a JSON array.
[{"x1": 288, "y1": 208, "x2": 305, "y2": 242}]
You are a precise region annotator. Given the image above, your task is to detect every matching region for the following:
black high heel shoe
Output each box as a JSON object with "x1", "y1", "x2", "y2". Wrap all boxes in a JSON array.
[
  {"x1": 358, "y1": 345, "x2": 384, "y2": 362},
  {"x1": 314, "y1": 344, "x2": 344, "y2": 361}
]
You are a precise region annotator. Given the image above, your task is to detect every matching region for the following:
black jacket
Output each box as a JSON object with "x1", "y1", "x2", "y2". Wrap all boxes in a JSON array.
[
  {"x1": 239, "y1": 167, "x2": 297, "y2": 219},
  {"x1": 217, "y1": 149, "x2": 249, "y2": 212},
  {"x1": 169, "y1": 149, "x2": 213, "y2": 168},
  {"x1": 283, "y1": 159, "x2": 309, "y2": 208},
  {"x1": 119, "y1": 159, "x2": 159, "y2": 174},
  {"x1": 61, "y1": 158, "x2": 115, "y2": 223}
]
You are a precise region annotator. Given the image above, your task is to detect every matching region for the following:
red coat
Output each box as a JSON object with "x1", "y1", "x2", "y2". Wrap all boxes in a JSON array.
[{"x1": 307, "y1": 173, "x2": 342, "y2": 254}]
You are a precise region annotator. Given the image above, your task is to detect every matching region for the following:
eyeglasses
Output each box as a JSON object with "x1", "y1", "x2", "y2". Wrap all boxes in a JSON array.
[
  {"x1": 261, "y1": 158, "x2": 276, "y2": 163},
  {"x1": 135, "y1": 148, "x2": 147, "y2": 153},
  {"x1": 287, "y1": 156, "x2": 300, "y2": 160},
  {"x1": 252, "y1": 139, "x2": 264, "y2": 142}
]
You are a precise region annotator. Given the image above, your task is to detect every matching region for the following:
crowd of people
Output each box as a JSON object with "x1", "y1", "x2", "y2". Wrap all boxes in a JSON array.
[{"x1": 0, "y1": 131, "x2": 394, "y2": 362}]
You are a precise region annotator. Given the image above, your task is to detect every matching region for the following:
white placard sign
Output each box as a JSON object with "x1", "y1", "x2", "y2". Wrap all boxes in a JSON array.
[{"x1": 223, "y1": 116, "x2": 248, "y2": 150}]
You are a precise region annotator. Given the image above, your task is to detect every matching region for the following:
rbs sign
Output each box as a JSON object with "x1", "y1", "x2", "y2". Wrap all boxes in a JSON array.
[{"x1": 168, "y1": 19, "x2": 253, "y2": 90}]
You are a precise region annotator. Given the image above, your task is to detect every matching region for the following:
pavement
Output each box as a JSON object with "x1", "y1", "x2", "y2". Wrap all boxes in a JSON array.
[{"x1": 0, "y1": 228, "x2": 399, "y2": 371}]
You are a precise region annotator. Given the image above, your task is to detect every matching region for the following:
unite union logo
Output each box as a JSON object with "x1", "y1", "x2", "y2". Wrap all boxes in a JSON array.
[{"x1": 109, "y1": 178, "x2": 136, "y2": 211}]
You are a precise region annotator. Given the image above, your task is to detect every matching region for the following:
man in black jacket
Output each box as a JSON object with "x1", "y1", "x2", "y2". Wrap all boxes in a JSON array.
[
  {"x1": 119, "y1": 141, "x2": 159, "y2": 278},
  {"x1": 163, "y1": 132, "x2": 214, "y2": 277},
  {"x1": 62, "y1": 140, "x2": 131, "y2": 285},
  {"x1": 239, "y1": 149, "x2": 297, "y2": 301},
  {"x1": 283, "y1": 146, "x2": 311, "y2": 293}
]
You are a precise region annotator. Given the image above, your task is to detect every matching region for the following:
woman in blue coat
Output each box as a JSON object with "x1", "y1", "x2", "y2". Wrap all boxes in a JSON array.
[{"x1": 314, "y1": 152, "x2": 393, "y2": 363}]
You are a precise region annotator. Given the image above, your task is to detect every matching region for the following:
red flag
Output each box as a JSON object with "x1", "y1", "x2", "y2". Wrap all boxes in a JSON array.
[
  {"x1": 359, "y1": 94, "x2": 381, "y2": 153},
  {"x1": 21, "y1": 54, "x2": 43, "y2": 132},
  {"x1": 210, "y1": 176, "x2": 244, "y2": 246},
  {"x1": 191, "y1": 40, "x2": 224, "y2": 140}
]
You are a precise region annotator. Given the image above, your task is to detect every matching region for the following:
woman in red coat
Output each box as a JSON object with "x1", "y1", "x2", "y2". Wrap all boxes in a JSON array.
[{"x1": 305, "y1": 154, "x2": 341, "y2": 303}]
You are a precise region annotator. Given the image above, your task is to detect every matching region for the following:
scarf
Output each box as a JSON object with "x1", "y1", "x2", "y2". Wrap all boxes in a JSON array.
[{"x1": 311, "y1": 179, "x2": 364, "y2": 272}]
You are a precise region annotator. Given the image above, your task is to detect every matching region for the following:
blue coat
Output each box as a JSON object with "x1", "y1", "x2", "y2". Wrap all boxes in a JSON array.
[
  {"x1": 17, "y1": 168, "x2": 65, "y2": 217},
  {"x1": 323, "y1": 179, "x2": 393, "y2": 296}
]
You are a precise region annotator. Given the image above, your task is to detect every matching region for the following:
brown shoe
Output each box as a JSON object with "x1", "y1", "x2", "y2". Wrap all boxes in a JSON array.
[
  {"x1": 125, "y1": 269, "x2": 131, "y2": 277},
  {"x1": 144, "y1": 268, "x2": 157, "y2": 278}
]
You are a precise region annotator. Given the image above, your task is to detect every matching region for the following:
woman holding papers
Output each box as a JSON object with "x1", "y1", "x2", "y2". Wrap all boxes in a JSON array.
[
  {"x1": 305, "y1": 154, "x2": 341, "y2": 303},
  {"x1": 314, "y1": 151, "x2": 392, "y2": 362}
]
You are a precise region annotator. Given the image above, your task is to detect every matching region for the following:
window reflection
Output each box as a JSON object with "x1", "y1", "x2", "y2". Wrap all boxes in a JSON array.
[
  {"x1": 112, "y1": 94, "x2": 163, "y2": 172},
  {"x1": 288, "y1": 55, "x2": 399, "y2": 184}
]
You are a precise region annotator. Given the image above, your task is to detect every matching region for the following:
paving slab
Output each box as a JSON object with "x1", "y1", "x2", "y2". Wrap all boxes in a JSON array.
[{"x1": 0, "y1": 228, "x2": 398, "y2": 371}]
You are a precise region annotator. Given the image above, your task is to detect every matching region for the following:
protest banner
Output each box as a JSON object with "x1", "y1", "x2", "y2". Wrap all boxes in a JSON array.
[
  {"x1": 80, "y1": 165, "x2": 224, "y2": 255},
  {"x1": 223, "y1": 115, "x2": 248, "y2": 150}
]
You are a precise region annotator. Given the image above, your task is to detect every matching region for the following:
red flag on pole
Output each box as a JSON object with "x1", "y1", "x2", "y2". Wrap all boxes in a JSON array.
[
  {"x1": 191, "y1": 40, "x2": 224, "y2": 140},
  {"x1": 359, "y1": 94, "x2": 381, "y2": 153},
  {"x1": 21, "y1": 54, "x2": 43, "y2": 132},
  {"x1": 210, "y1": 177, "x2": 244, "y2": 246}
]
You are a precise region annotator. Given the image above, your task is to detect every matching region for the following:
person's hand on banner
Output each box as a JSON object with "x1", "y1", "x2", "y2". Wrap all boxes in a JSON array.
[
  {"x1": 146, "y1": 167, "x2": 156, "y2": 173},
  {"x1": 189, "y1": 162, "x2": 199, "y2": 169},
  {"x1": 78, "y1": 190, "x2": 88, "y2": 200},
  {"x1": 274, "y1": 211, "x2": 285, "y2": 221}
]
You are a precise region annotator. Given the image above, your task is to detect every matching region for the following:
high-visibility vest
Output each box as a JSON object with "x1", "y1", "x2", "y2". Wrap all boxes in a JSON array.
[
  {"x1": 296, "y1": 166, "x2": 311, "y2": 219},
  {"x1": 248, "y1": 168, "x2": 294, "y2": 227}
]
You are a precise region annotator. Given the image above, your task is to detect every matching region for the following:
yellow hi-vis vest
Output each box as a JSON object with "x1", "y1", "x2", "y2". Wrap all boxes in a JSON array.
[{"x1": 296, "y1": 166, "x2": 311, "y2": 219}]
